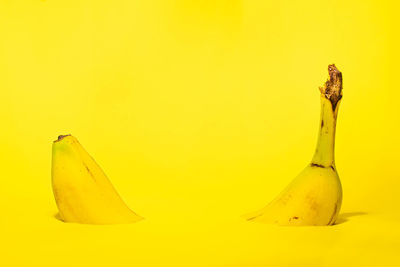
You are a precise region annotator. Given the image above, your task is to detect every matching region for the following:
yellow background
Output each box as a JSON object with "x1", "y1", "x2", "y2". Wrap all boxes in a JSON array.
[{"x1": 1, "y1": 0, "x2": 399, "y2": 266}]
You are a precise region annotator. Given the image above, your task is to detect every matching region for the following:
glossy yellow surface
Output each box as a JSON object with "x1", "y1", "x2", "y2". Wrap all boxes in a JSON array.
[{"x1": 0, "y1": 0, "x2": 399, "y2": 266}]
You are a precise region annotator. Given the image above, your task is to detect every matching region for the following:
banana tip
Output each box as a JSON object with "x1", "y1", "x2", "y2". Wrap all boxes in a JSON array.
[
  {"x1": 55, "y1": 134, "x2": 71, "y2": 142},
  {"x1": 319, "y1": 64, "x2": 343, "y2": 110}
]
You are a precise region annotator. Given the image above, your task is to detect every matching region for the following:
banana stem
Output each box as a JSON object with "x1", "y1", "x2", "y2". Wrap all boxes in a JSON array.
[{"x1": 311, "y1": 65, "x2": 343, "y2": 168}]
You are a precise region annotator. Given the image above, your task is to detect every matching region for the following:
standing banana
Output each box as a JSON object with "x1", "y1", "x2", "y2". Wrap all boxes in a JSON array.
[
  {"x1": 244, "y1": 64, "x2": 343, "y2": 226},
  {"x1": 52, "y1": 135, "x2": 143, "y2": 224}
]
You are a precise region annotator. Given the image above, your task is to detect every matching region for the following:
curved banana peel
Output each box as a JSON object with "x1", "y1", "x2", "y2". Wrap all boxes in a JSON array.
[
  {"x1": 52, "y1": 135, "x2": 143, "y2": 225},
  {"x1": 244, "y1": 64, "x2": 343, "y2": 226}
]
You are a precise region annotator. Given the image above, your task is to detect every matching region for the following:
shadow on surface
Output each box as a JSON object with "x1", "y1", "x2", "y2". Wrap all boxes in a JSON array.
[
  {"x1": 54, "y1": 213, "x2": 62, "y2": 222},
  {"x1": 335, "y1": 212, "x2": 367, "y2": 225}
]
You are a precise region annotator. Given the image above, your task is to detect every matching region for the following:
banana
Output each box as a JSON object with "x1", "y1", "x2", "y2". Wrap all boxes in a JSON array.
[
  {"x1": 52, "y1": 135, "x2": 143, "y2": 224},
  {"x1": 244, "y1": 64, "x2": 343, "y2": 226}
]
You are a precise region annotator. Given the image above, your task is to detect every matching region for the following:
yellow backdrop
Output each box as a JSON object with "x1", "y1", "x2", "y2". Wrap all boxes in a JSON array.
[{"x1": 1, "y1": 0, "x2": 399, "y2": 266}]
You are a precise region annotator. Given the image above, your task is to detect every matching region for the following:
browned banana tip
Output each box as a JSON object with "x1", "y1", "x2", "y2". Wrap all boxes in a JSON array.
[
  {"x1": 320, "y1": 64, "x2": 343, "y2": 110},
  {"x1": 327, "y1": 64, "x2": 342, "y2": 90},
  {"x1": 54, "y1": 134, "x2": 71, "y2": 142}
]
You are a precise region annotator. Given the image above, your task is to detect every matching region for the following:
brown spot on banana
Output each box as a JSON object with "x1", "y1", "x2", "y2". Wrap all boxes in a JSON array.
[
  {"x1": 83, "y1": 163, "x2": 96, "y2": 182},
  {"x1": 310, "y1": 163, "x2": 325, "y2": 168},
  {"x1": 310, "y1": 163, "x2": 335, "y2": 171},
  {"x1": 247, "y1": 215, "x2": 259, "y2": 221}
]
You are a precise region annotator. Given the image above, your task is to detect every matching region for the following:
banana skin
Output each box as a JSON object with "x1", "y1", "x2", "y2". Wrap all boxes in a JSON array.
[
  {"x1": 244, "y1": 64, "x2": 343, "y2": 226},
  {"x1": 52, "y1": 135, "x2": 143, "y2": 224}
]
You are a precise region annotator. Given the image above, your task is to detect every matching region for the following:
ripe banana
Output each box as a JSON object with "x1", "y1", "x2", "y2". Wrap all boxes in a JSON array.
[
  {"x1": 244, "y1": 64, "x2": 343, "y2": 226},
  {"x1": 52, "y1": 135, "x2": 143, "y2": 224}
]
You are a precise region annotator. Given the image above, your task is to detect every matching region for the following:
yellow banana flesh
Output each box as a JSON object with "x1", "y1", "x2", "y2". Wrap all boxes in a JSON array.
[
  {"x1": 244, "y1": 64, "x2": 343, "y2": 226},
  {"x1": 52, "y1": 135, "x2": 143, "y2": 224}
]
